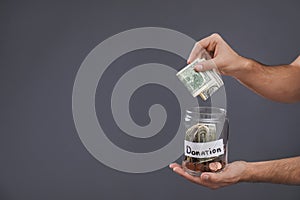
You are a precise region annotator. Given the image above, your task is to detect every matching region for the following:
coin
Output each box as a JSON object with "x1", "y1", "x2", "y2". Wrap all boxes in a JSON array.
[{"x1": 208, "y1": 162, "x2": 223, "y2": 172}]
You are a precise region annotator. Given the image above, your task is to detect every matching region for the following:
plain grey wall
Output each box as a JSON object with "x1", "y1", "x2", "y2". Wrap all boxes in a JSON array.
[{"x1": 1, "y1": 0, "x2": 300, "y2": 199}]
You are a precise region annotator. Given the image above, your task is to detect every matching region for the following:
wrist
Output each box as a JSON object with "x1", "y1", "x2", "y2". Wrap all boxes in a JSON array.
[
  {"x1": 232, "y1": 57, "x2": 254, "y2": 78},
  {"x1": 232, "y1": 57, "x2": 264, "y2": 80},
  {"x1": 239, "y1": 161, "x2": 255, "y2": 182}
]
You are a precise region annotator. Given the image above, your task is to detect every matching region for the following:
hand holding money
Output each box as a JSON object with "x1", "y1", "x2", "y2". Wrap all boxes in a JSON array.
[
  {"x1": 177, "y1": 58, "x2": 223, "y2": 100},
  {"x1": 188, "y1": 33, "x2": 246, "y2": 76}
]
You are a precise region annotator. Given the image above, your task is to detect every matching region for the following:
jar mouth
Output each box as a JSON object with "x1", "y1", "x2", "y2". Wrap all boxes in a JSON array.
[
  {"x1": 186, "y1": 107, "x2": 226, "y2": 115},
  {"x1": 185, "y1": 107, "x2": 227, "y2": 122}
]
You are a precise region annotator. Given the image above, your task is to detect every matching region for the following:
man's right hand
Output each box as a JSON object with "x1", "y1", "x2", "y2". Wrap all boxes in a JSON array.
[{"x1": 188, "y1": 33, "x2": 249, "y2": 77}]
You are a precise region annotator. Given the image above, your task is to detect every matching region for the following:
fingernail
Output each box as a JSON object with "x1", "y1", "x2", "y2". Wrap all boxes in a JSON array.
[
  {"x1": 195, "y1": 64, "x2": 203, "y2": 71},
  {"x1": 173, "y1": 167, "x2": 178, "y2": 172}
]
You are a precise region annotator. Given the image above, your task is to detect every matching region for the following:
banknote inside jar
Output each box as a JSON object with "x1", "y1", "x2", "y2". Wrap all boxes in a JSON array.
[{"x1": 182, "y1": 123, "x2": 227, "y2": 176}]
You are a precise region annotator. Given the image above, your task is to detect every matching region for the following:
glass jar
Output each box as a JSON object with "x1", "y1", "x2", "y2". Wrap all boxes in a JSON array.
[{"x1": 182, "y1": 107, "x2": 229, "y2": 176}]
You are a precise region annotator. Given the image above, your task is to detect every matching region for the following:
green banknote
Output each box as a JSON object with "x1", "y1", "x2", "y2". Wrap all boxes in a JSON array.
[{"x1": 176, "y1": 58, "x2": 223, "y2": 100}]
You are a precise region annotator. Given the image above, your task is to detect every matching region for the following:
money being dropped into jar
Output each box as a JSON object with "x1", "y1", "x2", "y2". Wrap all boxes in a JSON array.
[{"x1": 176, "y1": 58, "x2": 223, "y2": 100}]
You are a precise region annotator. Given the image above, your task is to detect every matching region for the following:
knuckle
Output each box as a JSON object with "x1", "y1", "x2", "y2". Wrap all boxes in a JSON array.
[
  {"x1": 211, "y1": 33, "x2": 221, "y2": 39},
  {"x1": 195, "y1": 41, "x2": 202, "y2": 47}
]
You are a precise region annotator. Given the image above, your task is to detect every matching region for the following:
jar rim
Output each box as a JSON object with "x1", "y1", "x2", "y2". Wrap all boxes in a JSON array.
[{"x1": 186, "y1": 106, "x2": 226, "y2": 116}]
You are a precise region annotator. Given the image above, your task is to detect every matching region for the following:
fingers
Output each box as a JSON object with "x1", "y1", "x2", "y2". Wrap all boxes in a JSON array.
[
  {"x1": 201, "y1": 172, "x2": 220, "y2": 183},
  {"x1": 169, "y1": 163, "x2": 200, "y2": 183},
  {"x1": 187, "y1": 42, "x2": 203, "y2": 64},
  {"x1": 169, "y1": 163, "x2": 225, "y2": 189},
  {"x1": 169, "y1": 163, "x2": 181, "y2": 169},
  {"x1": 187, "y1": 41, "x2": 211, "y2": 64},
  {"x1": 194, "y1": 59, "x2": 218, "y2": 72},
  {"x1": 170, "y1": 162, "x2": 241, "y2": 189},
  {"x1": 170, "y1": 164, "x2": 202, "y2": 184},
  {"x1": 187, "y1": 33, "x2": 222, "y2": 64},
  {"x1": 169, "y1": 163, "x2": 217, "y2": 186},
  {"x1": 200, "y1": 173, "x2": 222, "y2": 189}
]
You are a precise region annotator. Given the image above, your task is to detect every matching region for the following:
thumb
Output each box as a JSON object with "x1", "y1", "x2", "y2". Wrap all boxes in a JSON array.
[
  {"x1": 201, "y1": 172, "x2": 220, "y2": 183},
  {"x1": 194, "y1": 59, "x2": 218, "y2": 72}
]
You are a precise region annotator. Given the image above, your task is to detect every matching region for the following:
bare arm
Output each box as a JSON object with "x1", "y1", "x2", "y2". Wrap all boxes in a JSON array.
[
  {"x1": 190, "y1": 33, "x2": 300, "y2": 103},
  {"x1": 244, "y1": 157, "x2": 300, "y2": 184},
  {"x1": 234, "y1": 56, "x2": 300, "y2": 103},
  {"x1": 169, "y1": 156, "x2": 300, "y2": 189}
]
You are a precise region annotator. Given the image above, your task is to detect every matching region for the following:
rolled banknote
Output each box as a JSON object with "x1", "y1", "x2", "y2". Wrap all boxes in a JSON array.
[
  {"x1": 185, "y1": 123, "x2": 217, "y2": 163},
  {"x1": 176, "y1": 58, "x2": 223, "y2": 100}
]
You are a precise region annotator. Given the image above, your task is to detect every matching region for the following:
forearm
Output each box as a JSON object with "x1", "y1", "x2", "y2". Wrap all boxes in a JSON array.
[
  {"x1": 242, "y1": 157, "x2": 300, "y2": 185},
  {"x1": 232, "y1": 57, "x2": 300, "y2": 103}
]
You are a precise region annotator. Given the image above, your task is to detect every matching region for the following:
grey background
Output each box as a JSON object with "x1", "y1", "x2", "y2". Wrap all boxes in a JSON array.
[{"x1": 1, "y1": 0, "x2": 300, "y2": 199}]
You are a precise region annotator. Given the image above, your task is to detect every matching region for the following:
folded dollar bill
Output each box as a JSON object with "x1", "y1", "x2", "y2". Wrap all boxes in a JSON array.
[
  {"x1": 185, "y1": 123, "x2": 217, "y2": 163},
  {"x1": 176, "y1": 58, "x2": 223, "y2": 100}
]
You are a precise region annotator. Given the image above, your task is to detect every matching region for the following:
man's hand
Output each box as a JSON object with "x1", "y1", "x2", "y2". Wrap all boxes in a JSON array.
[
  {"x1": 170, "y1": 157, "x2": 300, "y2": 187},
  {"x1": 169, "y1": 161, "x2": 248, "y2": 189},
  {"x1": 190, "y1": 33, "x2": 300, "y2": 103},
  {"x1": 188, "y1": 33, "x2": 248, "y2": 77}
]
